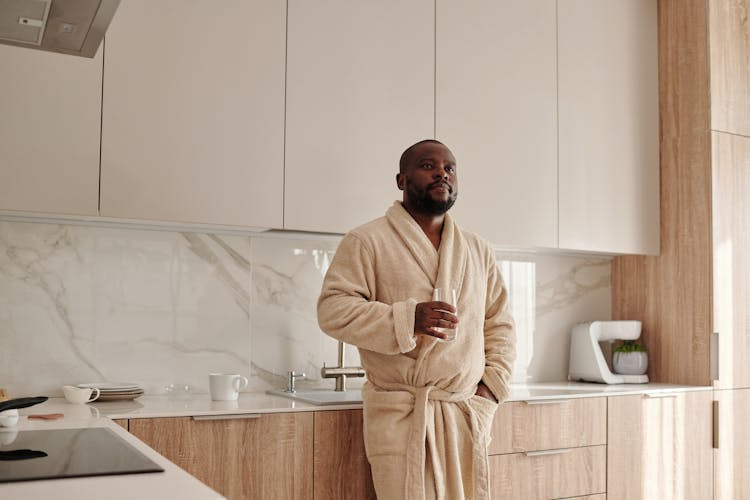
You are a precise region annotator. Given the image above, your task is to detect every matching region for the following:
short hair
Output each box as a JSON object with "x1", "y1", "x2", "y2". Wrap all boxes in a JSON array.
[{"x1": 399, "y1": 139, "x2": 446, "y2": 173}]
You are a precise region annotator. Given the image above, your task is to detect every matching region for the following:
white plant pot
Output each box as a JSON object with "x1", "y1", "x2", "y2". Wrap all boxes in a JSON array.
[{"x1": 613, "y1": 351, "x2": 648, "y2": 375}]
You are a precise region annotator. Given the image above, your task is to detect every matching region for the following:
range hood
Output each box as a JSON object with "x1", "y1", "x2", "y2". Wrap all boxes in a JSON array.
[{"x1": 0, "y1": 0, "x2": 119, "y2": 58}]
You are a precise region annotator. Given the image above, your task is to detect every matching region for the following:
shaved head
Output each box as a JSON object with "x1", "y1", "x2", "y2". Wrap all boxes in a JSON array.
[{"x1": 399, "y1": 139, "x2": 447, "y2": 173}]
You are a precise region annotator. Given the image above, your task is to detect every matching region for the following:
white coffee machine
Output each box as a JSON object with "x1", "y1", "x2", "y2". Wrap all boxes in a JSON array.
[{"x1": 568, "y1": 320, "x2": 649, "y2": 384}]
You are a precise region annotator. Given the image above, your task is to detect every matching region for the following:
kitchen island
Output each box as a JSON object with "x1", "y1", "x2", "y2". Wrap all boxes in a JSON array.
[{"x1": 0, "y1": 411, "x2": 224, "y2": 499}]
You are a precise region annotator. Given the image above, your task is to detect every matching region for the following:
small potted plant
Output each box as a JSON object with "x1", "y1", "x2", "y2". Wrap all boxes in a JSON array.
[{"x1": 613, "y1": 340, "x2": 648, "y2": 375}]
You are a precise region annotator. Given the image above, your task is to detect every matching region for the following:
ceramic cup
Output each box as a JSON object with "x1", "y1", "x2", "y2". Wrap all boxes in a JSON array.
[
  {"x1": 209, "y1": 373, "x2": 249, "y2": 401},
  {"x1": 432, "y1": 287, "x2": 459, "y2": 342},
  {"x1": 62, "y1": 385, "x2": 100, "y2": 404}
]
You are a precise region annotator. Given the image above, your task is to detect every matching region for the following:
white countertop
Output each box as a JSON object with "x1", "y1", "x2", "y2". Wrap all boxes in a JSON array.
[
  {"x1": 0, "y1": 413, "x2": 224, "y2": 499},
  {"x1": 19, "y1": 381, "x2": 713, "y2": 421}
]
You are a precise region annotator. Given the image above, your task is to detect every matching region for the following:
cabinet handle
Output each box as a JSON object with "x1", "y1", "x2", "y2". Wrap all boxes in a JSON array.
[
  {"x1": 524, "y1": 448, "x2": 573, "y2": 457},
  {"x1": 642, "y1": 393, "x2": 679, "y2": 399},
  {"x1": 523, "y1": 399, "x2": 572, "y2": 405},
  {"x1": 192, "y1": 413, "x2": 262, "y2": 421}
]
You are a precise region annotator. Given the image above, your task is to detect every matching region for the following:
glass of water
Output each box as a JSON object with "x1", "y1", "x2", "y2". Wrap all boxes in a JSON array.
[{"x1": 432, "y1": 287, "x2": 458, "y2": 342}]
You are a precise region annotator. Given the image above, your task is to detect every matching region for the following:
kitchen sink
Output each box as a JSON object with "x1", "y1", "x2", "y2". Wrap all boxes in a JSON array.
[{"x1": 266, "y1": 388, "x2": 362, "y2": 406}]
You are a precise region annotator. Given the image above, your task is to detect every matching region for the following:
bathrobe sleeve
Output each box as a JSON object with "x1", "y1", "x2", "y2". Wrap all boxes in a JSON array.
[
  {"x1": 317, "y1": 233, "x2": 418, "y2": 355},
  {"x1": 481, "y1": 249, "x2": 516, "y2": 403}
]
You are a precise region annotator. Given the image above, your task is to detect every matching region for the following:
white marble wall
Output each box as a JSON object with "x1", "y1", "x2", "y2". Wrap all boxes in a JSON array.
[{"x1": 0, "y1": 221, "x2": 610, "y2": 397}]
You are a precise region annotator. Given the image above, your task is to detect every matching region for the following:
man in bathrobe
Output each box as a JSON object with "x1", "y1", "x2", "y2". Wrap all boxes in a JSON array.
[{"x1": 317, "y1": 139, "x2": 516, "y2": 500}]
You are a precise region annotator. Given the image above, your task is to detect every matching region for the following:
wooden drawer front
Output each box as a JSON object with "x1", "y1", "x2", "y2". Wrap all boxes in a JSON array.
[
  {"x1": 489, "y1": 445, "x2": 606, "y2": 500},
  {"x1": 489, "y1": 397, "x2": 606, "y2": 454}
]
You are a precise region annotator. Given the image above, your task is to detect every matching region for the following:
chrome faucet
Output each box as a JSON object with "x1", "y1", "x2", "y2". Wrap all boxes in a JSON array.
[{"x1": 321, "y1": 340, "x2": 365, "y2": 391}]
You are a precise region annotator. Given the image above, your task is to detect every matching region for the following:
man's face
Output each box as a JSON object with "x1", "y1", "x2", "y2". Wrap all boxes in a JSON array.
[{"x1": 398, "y1": 142, "x2": 458, "y2": 215}]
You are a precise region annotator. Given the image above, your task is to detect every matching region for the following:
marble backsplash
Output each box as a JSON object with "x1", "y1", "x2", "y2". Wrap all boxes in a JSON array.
[{"x1": 0, "y1": 221, "x2": 611, "y2": 397}]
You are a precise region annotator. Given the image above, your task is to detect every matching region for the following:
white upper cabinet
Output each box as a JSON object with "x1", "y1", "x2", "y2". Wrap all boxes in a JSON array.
[
  {"x1": 558, "y1": 0, "x2": 659, "y2": 254},
  {"x1": 0, "y1": 45, "x2": 102, "y2": 216},
  {"x1": 100, "y1": 0, "x2": 285, "y2": 228},
  {"x1": 284, "y1": 0, "x2": 434, "y2": 234},
  {"x1": 436, "y1": 0, "x2": 557, "y2": 249}
]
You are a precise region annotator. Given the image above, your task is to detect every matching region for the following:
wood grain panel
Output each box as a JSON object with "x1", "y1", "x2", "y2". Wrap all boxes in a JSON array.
[
  {"x1": 313, "y1": 410, "x2": 376, "y2": 500},
  {"x1": 112, "y1": 419, "x2": 128, "y2": 431},
  {"x1": 712, "y1": 132, "x2": 750, "y2": 389},
  {"x1": 715, "y1": 388, "x2": 750, "y2": 499},
  {"x1": 612, "y1": 0, "x2": 712, "y2": 385},
  {"x1": 710, "y1": 0, "x2": 750, "y2": 136},
  {"x1": 488, "y1": 398, "x2": 606, "y2": 455},
  {"x1": 607, "y1": 392, "x2": 713, "y2": 500},
  {"x1": 130, "y1": 414, "x2": 313, "y2": 500},
  {"x1": 489, "y1": 445, "x2": 606, "y2": 499}
]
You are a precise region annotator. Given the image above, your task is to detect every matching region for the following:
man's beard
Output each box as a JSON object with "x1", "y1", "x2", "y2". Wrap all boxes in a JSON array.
[{"x1": 406, "y1": 179, "x2": 457, "y2": 215}]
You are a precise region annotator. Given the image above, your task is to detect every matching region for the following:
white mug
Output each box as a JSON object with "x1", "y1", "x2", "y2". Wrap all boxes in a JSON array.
[
  {"x1": 209, "y1": 373, "x2": 249, "y2": 401},
  {"x1": 62, "y1": 385, "x2": 100, "y2": 404}
]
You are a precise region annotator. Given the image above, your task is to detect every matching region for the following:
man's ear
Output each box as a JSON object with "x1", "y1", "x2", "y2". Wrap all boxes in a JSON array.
[{"x1": 396, "y1": 173, "x2": 405, "y2": 191}]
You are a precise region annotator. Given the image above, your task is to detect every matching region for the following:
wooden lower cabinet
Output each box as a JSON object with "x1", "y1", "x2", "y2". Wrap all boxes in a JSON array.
[
  {"x1": 489, "y1": 397, "x2": 607, "y2": 454},
  {"x1": 489, "y1": 445, "x2": 606, "y2": 499},
  {"x1": 112, "y1": 419, "x2": 128, "y2": 431},
  {"x1": 129, "y1": 413, "x2": 313, "y2": 500},
  {"x1": 607, "y1": 391, "x2": 713, "y2": 500},
  {"x1": 313, "y1": 410, "x2": 376, "y2": 500},
  {"x1": 488, "y1": 397, "x2": 607, "y2": 499},
  {"x1": 715, "y1": 388, "x2": 750, "y2": 500}
]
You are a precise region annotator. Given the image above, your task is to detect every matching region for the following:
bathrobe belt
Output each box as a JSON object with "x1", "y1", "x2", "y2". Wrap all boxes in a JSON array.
[{"x1": 393, "y1": 384, "x2": 490, "y2": 500}]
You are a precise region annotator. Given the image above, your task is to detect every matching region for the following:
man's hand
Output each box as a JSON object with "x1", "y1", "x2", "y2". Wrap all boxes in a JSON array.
[
  {"x1": 475, "y1": 381, "x2": 498, "y2": 403},
  {"x1": 414, "y1": 301, "x2": 459, "y2": 341}
]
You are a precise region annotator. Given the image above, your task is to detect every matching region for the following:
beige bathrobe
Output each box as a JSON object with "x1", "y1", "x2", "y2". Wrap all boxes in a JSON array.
[{"x1": 317, "y1": 201, "x2": 516, "y2": 500}]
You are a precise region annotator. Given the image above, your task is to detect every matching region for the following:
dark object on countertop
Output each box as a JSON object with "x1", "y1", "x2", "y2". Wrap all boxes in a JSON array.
[
  {"x1": 0, "y1": 397, "x2": 48, "y2": 413},
  {"x1": 0, "y1": 449, "x2": 48, "y2": 461}
]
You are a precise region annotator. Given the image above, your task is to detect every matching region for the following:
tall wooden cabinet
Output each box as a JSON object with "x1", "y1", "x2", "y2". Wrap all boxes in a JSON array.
[
  {"x1": 0, "y1": 45, "x2": 102, "y2": 216},
  {"x1": 435, "y1": 0, "x2": 557, "y2": 249},
  {"x1": 129, "y1": 414, "x2": 313, "y2": 500},
  {"x1": 613, "y1": 0, "x2": 750, "y2": 497},
  {"x1": 714, "y1": 388, "x2": 750, "y2": 500},
  {"x1": 100, "y1": 0, "x2": 286, "y2": 228},
  {"x1": 284, "y1": 0, "x2": 434, "y2": 234}
]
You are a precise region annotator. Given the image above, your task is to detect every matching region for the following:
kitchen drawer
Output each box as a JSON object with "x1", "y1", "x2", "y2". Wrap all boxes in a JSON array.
[
  {"x1": 489, "y1": 445, "x2": 606, "y2": 500},
  {"x1": 489, "y1": 397, "x2": 606, "y2": 455}
]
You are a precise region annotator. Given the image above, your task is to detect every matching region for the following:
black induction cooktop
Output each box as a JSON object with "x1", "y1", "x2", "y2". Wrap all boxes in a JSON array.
[{"x1": 0, "y1": 427, "x2": 164, "y2": 483}]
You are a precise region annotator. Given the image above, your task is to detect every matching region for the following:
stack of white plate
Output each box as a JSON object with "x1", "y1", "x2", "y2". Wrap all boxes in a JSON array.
[{"x1": 77, "y1": 382, "x2": 144, "y2": 401}]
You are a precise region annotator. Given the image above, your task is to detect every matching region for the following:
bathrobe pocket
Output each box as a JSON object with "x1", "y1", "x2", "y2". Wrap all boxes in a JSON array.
[
  {"x1": 467, "y1": 394, "x2": 499, "y2": 440},
  {"x1": 362, "y1": 389, "x2": 415, "y2": 458}
]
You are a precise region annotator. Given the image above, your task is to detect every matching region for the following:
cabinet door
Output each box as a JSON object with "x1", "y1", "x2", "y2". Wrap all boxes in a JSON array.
[
  {"x1": 558, "y1": 0, "x2": 659, "y2": 254},
  {"x1": 129, "y1": 414, "x2": 313, "y2": 500},
  {"x1": 715, "y1": 388, "x2": 750, "y2": 500},
  {"x1": 710, "y1": 0, "x2": 750, "y2": 136},
  {"x1": 713, "y1": 131, "x2": 750, "y2": 389},
  {"x1": 101, "y1": 0, "x2": 285, "y2": 228},
  {"x1": 284, "y1": 0, "x2": 434, "y2": 233},
  {"x1": 0, "y1": 45, "x2": 101, "y2": 216},
  {"x1": 607, "y1": 392, "x2": 713, "y2": 500},
  {"x1": 313, "y1": 410, "x2": 376, "y2": 500},
  {"x1": 436, "y1": 0, "x2": 557, "y2": 248}
]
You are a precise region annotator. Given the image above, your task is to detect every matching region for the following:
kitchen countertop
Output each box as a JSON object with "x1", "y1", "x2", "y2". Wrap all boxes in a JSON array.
[
  {"x1": 18, "y1": 381, "x2": 714, "y2": 420},
  {"x1": 0, "y1": 413, "x2": 224, "y2": 499}
]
